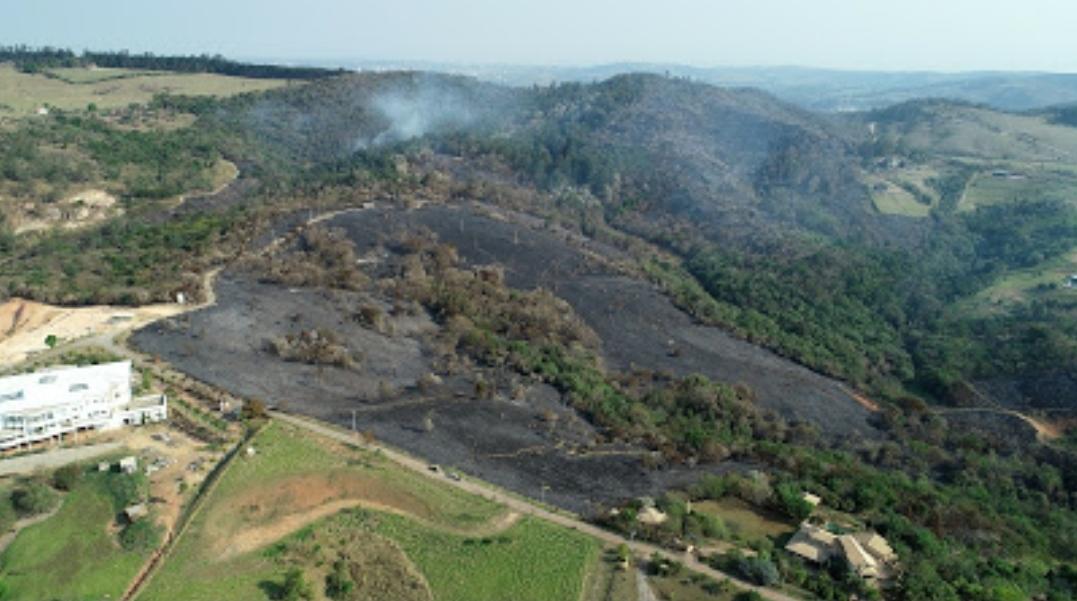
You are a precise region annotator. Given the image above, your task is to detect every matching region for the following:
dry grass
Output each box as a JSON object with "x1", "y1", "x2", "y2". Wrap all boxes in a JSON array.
[{"x1": 0, "y1": 63, "x2": 289, "y2": 117}]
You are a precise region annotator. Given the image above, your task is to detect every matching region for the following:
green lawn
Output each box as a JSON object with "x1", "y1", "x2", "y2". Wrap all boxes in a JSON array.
[{"x1": 0, "y1": 472, "x2": 147, "y2": 601}]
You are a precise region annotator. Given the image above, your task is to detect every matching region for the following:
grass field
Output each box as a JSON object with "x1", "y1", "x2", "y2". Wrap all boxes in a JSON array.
[
  {"x1": 694, "y1": 498, "x2": 794, "y2": 545},
  {"x1": 0, "y1": 64, "x2": 289, "y2": 116},
  {"x1": 959, "y1": 166, "x2": 1077, "y2": 212},
  {"x1": 0, "y1": 471, "x2": 148, "y2": 601},
  {"x1": 866, "y1": 165, "x2": 939, "y2": 217},
  {"x1": 958, "y1": 247, "x2": 1077, "y2": 316},
  {"x1": 141, "y1": 421, "x2": 600, "y2": 601},
  {"x1": 372, "y1": 512, "x2": 599, "y2": 601}
]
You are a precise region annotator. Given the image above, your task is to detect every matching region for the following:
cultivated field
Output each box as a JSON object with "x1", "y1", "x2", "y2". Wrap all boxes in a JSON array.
[
  {"x1": 140, "y1": 420, "x2": 600, "y2": 601},
  {"x1": 0, "y1": 64, "x2": 289, "y2": 117}
]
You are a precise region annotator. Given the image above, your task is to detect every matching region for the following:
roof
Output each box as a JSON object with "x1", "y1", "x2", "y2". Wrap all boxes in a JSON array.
[
  {"x1": 637, "y1": 506, "x2": 668, "y2": 525},
  {"x1": 839, "y1": 534, "x2": 878, "y2": 571},
  {"x1": 802, "y1": 492, "x2": 822, "y2": 507},
  {"x1": 124, "y1": 503, "x2": 148, "y2": 520},
  {"x1": 855, "y1": 532, "x2": 897, "y2": 563},
  {"x1": 0, "y1": 361, "x2": 131, "y2": 414},
  {"x1": 785, "y1": 524, "x2": 836, "y2": 563}
]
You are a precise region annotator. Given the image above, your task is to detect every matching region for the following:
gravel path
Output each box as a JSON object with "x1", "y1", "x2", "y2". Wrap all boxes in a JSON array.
[{"x1": 0, "y1": 441, "x2": 122, "y2": 476}]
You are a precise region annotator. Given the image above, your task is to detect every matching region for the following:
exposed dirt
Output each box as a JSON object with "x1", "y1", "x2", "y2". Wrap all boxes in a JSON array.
[
  {"x1": 12, "y1": 188, "x2": 120, "y2": 234},
  {"x1": 0, "y1": 297, "x2": 185, "y2": 368}
]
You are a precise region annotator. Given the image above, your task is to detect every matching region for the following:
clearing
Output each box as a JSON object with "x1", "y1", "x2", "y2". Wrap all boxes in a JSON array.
[
  {"x1": 0, "y1": 296, "x2": 186, "y2": 368},
  {"x1": 694, "y1": 497, "x2": 796, "y2": 546}
]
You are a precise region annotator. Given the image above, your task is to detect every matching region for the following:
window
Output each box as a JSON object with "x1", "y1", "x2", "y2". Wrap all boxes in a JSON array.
[
  {"x1": 69, "y1": 383, "x2": 89, "y2": 392},
  {"x1": 38, "y1": 375, "x2": 57, "y2": 384},
  {"x1": 0, "y1": 390, "x2": 24, "y2": 402}
]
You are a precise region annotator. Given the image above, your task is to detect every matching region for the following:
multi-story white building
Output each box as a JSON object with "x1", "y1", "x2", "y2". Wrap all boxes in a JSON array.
[{"x1": 0, "y1": 361, "x2": 166, "y2": 450}]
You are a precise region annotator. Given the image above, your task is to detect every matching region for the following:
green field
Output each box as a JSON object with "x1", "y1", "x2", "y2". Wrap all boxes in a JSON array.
[
  {"x1": 372, "y1": 512, "x2": 599, "y2": 601},
  {"x1": 0, "y1": 64, "x2": 289, "y2": 116},
  {"x1": 694, "y1": 498, "x2": 794, "y2": 545},
  {"x1": 0, "y1": 471, "x2": 148, "y2": 601},
  {"x1": 959, "y1": 166, "x2": 1077, "y2": 212},
  {"x1": 866, "y1": 165, "x2": 941, "y2": 217},
  {"x1": 140, "y1": 421, "x2": 600, "y2": 601},
  {"x1": 959, "y1": 247, "x2": 1077, "y2": 316}
]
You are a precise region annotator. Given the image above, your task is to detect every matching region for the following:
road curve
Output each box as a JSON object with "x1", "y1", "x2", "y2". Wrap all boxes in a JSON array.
[{"x1": 271, "y1": 410, "x2": 802, "y2": 601}]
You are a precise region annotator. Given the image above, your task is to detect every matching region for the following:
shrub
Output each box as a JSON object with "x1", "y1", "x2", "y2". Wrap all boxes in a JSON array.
[
  {"x1": 324, "y1": 559, "x2": 353, "y2": 599},
  {"x1": 11, "y1": 481, "x2": 59, "y2": 516},
  {"x1": 281, "y1": 568, "x2": 312, "y2": 601},
  {"x1": 52, "y1": 463, "x2": 83, "y2": 491},
  {"x1": 105, "y1": 472, "x2": 148, "y2": 511},
  {"x1": 119, "y1": 518, "x2": 162, "y2": 552}
]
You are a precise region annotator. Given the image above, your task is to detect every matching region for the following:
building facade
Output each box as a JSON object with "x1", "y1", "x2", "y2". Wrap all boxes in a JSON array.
[{"x1": 0, "y1": 361, "x2": 166, "y2": 450}]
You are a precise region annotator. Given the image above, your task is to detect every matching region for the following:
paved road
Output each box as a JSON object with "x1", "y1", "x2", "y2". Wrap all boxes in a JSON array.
[
  {"x1": 0, "y1": 441, "x2": 122, "y2": 476},
  {"x1": 271, "y1": 411, "x2": 801, "y2": 601}
]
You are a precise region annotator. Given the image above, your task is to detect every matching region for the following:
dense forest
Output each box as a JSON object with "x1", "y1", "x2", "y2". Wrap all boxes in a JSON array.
[{"x1": 0, "y1": 45, "x2": 341, "y2": 79}]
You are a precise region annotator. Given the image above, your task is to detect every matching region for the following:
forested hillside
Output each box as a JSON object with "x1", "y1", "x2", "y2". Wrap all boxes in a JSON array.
[{"x1": 1, "y1": 51, "x2": 1076, "y2": 600}]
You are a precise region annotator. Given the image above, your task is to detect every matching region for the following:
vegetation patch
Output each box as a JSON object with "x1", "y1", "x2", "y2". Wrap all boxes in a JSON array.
[{"x1": 0, "y1": 467, "x2": 155, "y2": 601}]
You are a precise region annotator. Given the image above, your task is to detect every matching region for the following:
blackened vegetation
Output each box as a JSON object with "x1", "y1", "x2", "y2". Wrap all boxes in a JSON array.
[{"x1": 379, "y1": 233, "x2": 783, "y2": 463}]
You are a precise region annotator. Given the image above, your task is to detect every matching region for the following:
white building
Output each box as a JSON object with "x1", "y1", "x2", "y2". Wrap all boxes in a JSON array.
[{"x1": 0, "y1": 361, "x2": 166, "y2": 450}]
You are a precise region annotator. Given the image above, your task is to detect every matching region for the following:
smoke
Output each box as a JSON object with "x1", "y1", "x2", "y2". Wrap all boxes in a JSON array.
[{"x1": 354, "y1": 80, "x2": 483, "y2": 151}]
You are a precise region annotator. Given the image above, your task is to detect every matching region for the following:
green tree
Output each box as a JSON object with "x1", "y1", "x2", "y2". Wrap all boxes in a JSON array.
[
  {"x1": 325, "y1": 560, "x2": 353, "y2": 600},
  {"x1": 119, "y1": 518, "x2": 163, "y2": 552},
  {"x1": 44, "y1": 334, "x2": 58, "y2": 349},
  {"x1": 281, "y1": 568, "x2": 312, "y2": 601},
  {"x1": 52, "y1": 463, "x2": 83, "y2": 491},
  {"x1": 11, "y1": 481, "x2": 59, "y2": 516}
]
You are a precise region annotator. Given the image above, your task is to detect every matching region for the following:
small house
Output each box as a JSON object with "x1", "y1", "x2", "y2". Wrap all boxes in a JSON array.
[
  {"x1": 124, "y1": 503, "x2": 148, "y2": 522},
  {"x1": 119, "y1": 456, "x2": 138, "y2": 474},
  {"x1": 785, "y1": 523, "x2": 837, "y2": 563},
  {"x1": 98, "y1": 461, "x2": 111, "y2": 472}
]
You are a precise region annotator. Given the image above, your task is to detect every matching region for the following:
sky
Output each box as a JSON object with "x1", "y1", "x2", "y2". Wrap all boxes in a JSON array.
[{"x1": 2, "y1": 0, "x2": 1076, "y2": 73}]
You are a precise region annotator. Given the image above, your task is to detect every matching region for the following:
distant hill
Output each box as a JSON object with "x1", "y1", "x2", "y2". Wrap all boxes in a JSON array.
[{"x1": 319, "y1": 59, "x2": 1077, "y2": 112}]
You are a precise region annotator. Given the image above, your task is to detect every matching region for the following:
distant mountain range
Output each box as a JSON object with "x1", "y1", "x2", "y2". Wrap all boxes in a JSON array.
[{"x1": 255, "y1": 57, "x2": 1077, "y2": 112}]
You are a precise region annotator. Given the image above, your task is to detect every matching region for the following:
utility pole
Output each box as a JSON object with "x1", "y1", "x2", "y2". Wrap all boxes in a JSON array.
[{"x1": 351, "y1": 409, "x2": 357, "y2": 438}]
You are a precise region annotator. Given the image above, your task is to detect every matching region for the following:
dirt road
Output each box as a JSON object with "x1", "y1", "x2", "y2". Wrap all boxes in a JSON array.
[
  {"x1": 271, "y1": 411, "x2": 800, "y2": 601},
  {"x1": 0, "y1": 441, "x2": 122, "y2": 476}
]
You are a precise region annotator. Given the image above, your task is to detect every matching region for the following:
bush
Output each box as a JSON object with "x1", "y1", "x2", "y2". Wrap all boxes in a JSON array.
[
  {"x1": 324, "y1": 559, "x2": 353, "y2": 599},
  {"x1": 105, "y1": 472, "x2": 148, "y2": 511},
  {"x1": 281, "y1": 568, "x2": 312, "y2": 601},
  {"x1": 119, "y1": 518, "x2": 162, "y2": 552},
  {"x1": 11, "y1": 481, "x2": 59, "y2": 516},
  {"x1": 736, "y1": 555, "x2": 781, "y2": 587},
  {"x1": 52, "y1": 463, "x2": 83, "y2": 491}
]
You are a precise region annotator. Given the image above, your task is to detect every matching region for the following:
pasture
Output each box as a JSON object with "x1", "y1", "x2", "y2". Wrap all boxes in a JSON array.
[{"x1": 0, "y1": 64, "x2": 289, "y2": 116}]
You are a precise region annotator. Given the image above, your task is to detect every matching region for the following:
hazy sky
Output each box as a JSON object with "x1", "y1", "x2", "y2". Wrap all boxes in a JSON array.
[{"x1": 3, "y1": 0, "x2": 1076, "y2": 72}]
